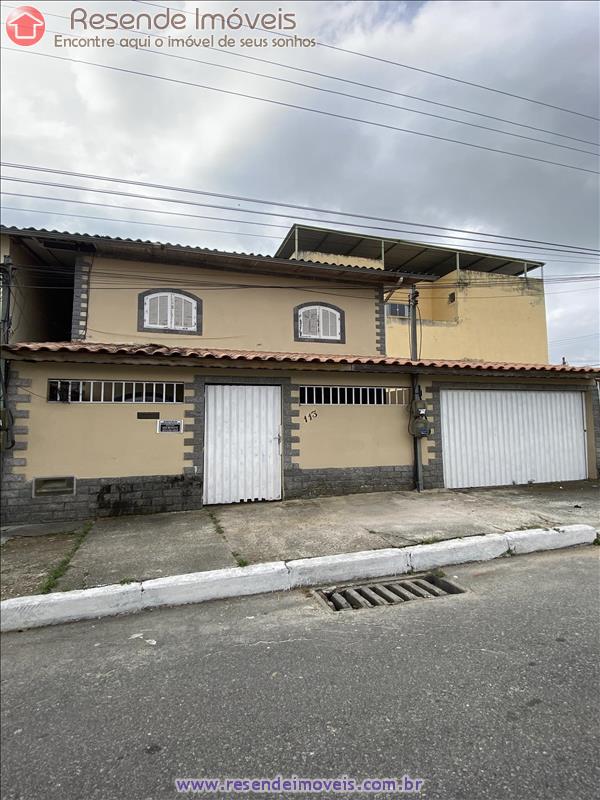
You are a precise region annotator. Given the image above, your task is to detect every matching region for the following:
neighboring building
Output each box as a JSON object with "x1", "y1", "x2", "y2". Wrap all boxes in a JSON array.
[{"x1": 1, "y1": 225, "x2": 598, "y2": 525}]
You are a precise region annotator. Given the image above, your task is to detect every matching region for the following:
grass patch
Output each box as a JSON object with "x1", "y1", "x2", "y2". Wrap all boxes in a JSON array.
[
  {"x1": 38, "y1": 523, "x2": 92, "y2": 594},
  {"x1": 119, "y1": 577, "x2": 136, "y2": 584},
  {"x1": 208, "y1": 510, "x2": 250, "y2": 567}
]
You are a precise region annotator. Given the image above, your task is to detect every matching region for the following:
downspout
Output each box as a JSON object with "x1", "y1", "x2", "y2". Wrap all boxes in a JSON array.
[{"x1": 409, "y1": 285, "x2": 424, "y2": 492}]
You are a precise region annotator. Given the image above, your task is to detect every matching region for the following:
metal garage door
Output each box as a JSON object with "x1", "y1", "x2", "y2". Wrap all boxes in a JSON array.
[
  {"x1": 440, "y1": 389, "x2": 588, "y2": 489},
  {"x1": 203, "y1": 385, "x2": 282, "y2": 504}
]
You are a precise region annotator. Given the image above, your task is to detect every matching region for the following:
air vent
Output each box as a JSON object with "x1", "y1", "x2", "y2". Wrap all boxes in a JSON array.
[
  {"x1": 32, "y1": 476, "x2": 76, "y2": 497},
  {"x1": 315, "y1": 574, "x2": 465, "y2": 612}
]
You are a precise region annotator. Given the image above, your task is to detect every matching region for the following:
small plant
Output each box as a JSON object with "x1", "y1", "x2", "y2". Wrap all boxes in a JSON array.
[
  {"x1": 232, "y1": 551, "x2": 249, "y2": 568},
  {"x1": 38, "y1": 522, "x2": 92, "y2": 594}
]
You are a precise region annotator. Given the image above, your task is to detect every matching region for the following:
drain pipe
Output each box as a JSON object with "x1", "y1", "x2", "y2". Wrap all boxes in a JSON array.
[{"x1": 409, "y1": 286, "x2": 424, "y2": 492}]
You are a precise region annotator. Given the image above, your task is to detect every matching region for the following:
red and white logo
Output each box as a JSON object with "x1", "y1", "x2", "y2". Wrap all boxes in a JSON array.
[{"x1": 5, "y1": 6, "x2": 45, "y2": 46}]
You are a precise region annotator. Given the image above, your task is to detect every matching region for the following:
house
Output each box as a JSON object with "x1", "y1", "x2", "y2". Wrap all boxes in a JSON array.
[{"x1": 0, "y1": 224, "x2": 598, "y2": 525}]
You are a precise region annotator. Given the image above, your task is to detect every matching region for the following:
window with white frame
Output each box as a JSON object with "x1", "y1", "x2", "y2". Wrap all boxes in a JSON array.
[
  {"x1": 141, "y1": 291, "x2": 199, "y2": 333},
  {"x1": 296, "y1": 304, "x2": 343, "y2": 342}
]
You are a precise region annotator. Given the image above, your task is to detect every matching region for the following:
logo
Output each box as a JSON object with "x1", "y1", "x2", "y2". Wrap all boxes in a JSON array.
[{"x1": 5, "y1": 6, "x2": 45, "y2": 46}]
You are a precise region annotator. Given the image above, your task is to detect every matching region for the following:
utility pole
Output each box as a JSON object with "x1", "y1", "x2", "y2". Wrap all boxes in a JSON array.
[{"x1": 409, "y1": 285, "x2": 424, "y2": 492}]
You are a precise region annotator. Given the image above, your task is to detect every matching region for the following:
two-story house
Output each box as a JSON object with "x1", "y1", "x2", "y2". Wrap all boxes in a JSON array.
[{"x1": 1, "y1": 224, "x2": 598, "y2": 525}]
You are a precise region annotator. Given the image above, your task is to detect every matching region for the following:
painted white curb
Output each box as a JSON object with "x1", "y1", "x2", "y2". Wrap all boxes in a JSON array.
[
  {"x1": 409, "y1": 533, "x2": 509, "y2": 571},
  {"x1": 1, "y1": 524, "x2": 596, "y2": 632},
  {"x1": 287, "y1": 548, "x2": 411, "y2": 588},
  {"x1": 140, "y1": 561, "x2": 291, "y2": 609},
  {"x1": 505, "y1": 524, "x2": 597, "y2": 555},
  {"x1": 0, "y1": 583, "x2": 142, "y2": 631}
]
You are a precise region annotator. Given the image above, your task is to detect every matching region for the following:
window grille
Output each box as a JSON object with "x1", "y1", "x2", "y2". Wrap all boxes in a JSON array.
[
  {"x1": 298, "y1": 386, "x2": 409, "y2": 405},
  {"x1": 47, "y1": 380, "x2": 185, "y2": 404}
]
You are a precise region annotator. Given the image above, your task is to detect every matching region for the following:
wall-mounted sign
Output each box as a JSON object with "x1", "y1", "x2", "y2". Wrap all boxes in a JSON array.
[{"x1": 157, "y1": 419, "x2": 183, "y2": 434}]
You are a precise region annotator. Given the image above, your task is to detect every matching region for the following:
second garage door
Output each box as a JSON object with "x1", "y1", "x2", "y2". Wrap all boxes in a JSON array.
[{"x1": 440, "y1": 389, "x2": 588, "y2": 489}]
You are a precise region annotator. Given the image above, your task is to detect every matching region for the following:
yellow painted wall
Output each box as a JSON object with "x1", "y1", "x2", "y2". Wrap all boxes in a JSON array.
[
  {"x1": 86, "y1": 257, "x2": 379, "y2": 355},
  {"x1": 386, "y1": 270, "x2": 548, "y2": 362},
  {"x1": 291, "y1": 371, "x2": 414, "y2": 468},
  {"x1": 14, "y1": 363, "x2": 194, "y2": 481}
]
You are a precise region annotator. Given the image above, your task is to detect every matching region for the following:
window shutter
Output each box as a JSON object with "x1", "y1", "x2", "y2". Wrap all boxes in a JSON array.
[
  {"x1": 158, "y1": 294, "x2": 169, "y2": 326},
  {"x1": 145, "y1": 292, "x2": 196, "y2": 330},
  {"x1": 145, "y1": 295, "x2": 160, "y2": 327},
  {"x1": 182, "y1": 297, "x2": 195, "y2": 329},
  {"x1": 300, "y1": 307, "x2": 320, "y2": 337},
  {"x1": 321, "y1": 308, "x2": 339, "y2": 338},
  {"x1": 172, "y1": 294, "x2": 184, "y2": 329}
]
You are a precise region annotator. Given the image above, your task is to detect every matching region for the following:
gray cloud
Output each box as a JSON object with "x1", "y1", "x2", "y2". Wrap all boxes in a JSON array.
[{"x1": 1, "y1": 0, "x2": 598, "y2": 363}]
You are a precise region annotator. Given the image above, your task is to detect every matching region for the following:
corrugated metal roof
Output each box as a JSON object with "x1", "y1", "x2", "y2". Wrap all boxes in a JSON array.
[
  {"x1": 4, "y1": 342, "x2": 599, "y2": 374},
  {"x1": 1, "y1": 225, "x2": 431, "y2": 282},
  {"x1": 275, "y1": 224, "x2": 544, "y2": 277}
]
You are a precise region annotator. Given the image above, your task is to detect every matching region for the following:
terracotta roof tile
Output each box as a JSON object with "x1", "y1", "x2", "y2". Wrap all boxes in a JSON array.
[{"x1": 3, "y1": 341, "x2": 599, "y2": 374}]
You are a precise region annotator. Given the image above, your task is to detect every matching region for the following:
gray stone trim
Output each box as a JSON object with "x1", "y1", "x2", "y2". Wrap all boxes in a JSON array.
[
  {"x1": 71, "y1": 255, "x2": 92, "y2": 340},
  {"x1": 375, "y1": 287, "x2": 386, "y2": 355},
  {"x1": 1, "y1": 367, "x2": 31, "y2": 513},
  {"x1": 2, "y1": 474, "x2": 204, "y2": 525},
  {"x1": 422, "y1": 379, "x2": 600, "y2": 490},
  {"x1": 284, "y1": 464, "x2": 413, "y2": 498},
  {"x1": 137, "y1": 289, "x2": 203, "y2": 335},
  {"x1": 293, "y1": 301, "x2": 346, "y2": 344}
]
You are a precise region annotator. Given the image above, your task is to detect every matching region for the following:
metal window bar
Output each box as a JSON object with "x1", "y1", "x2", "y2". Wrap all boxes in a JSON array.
[
  {"x1": 47, "y1": 380, "x2": 186, "y2": 403},
  {"x1": 298, "y1": 386, "x2": 409, "y2": 406}
]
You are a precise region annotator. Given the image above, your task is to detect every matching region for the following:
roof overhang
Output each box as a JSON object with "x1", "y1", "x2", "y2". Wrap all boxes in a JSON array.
[
  {"x1": 4, "y1": 342, "x2": 597, "y2": 378},
  {"x1": 1, "y1": 226, "x2": 433, "y2": 286},
  {"x1": 275, "y1": 225, "x2": 544, "y2": 278}
]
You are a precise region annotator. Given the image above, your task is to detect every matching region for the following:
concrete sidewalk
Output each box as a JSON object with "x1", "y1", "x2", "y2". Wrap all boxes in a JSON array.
[
  {"x1": 1, "y1": 481, "x2": 598, "y2": 598},
  {"x1": 213, "y1": 480, "x2": 600, "y2": 562}
]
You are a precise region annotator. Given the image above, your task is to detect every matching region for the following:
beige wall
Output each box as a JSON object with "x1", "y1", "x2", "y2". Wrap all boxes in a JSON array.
[
  {"x1": 12, "y1": 360, "x2": 596, "y2": 485},
  {"x1": 291, "y1": 371, "x2": 413, "y2": 468},
  {"x1": 14, "y1": 363, "x2": 194, "y2": 480},
  {"x1": 386, "y1": 270, "x2": 548, "y2": 362},
  {"x1": 86, "y1": 257, "x2": 379, "y2": 355}
]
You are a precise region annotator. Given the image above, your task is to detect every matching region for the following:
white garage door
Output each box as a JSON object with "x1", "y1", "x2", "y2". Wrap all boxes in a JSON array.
[
  {"x1": 440, "y1": 389, "x2": 588, "y2": 489},
  {"x1": 203, "y1": 385, "x2": 282, "y2": 505}
]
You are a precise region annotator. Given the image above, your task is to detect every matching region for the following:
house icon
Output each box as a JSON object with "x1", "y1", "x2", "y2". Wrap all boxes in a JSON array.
[{"x1": 6, "y1": 6, "x2": 46, "y2": 46}]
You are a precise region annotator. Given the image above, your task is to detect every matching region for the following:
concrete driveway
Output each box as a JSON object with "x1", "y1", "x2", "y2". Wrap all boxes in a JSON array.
[{"x1": 214, "y1": 480, "x2": 600, "y2": 563}]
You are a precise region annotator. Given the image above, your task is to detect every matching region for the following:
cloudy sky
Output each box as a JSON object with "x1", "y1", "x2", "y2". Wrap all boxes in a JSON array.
[{"x1": 1, "y1": 0, "x2": 598, "y2": 364}]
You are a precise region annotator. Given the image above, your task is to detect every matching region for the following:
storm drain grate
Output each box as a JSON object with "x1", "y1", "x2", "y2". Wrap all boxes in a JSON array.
[{"x1": 315, "y1": 574, "x2": 466, "y2": 612}]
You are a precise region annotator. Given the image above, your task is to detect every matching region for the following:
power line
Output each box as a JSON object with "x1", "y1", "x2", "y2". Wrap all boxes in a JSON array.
[
  {"x1": 138, "y1": 0, "x2": 600, "y2": 122},
  {"x1": 0, "y1": 205, "x2": 281, "y2": 240},
  {"x1": 5, "y1": 2, "x2": 595, "y2": 148},
  {"x1": 3, "y1": 164, "x2": 599, "y2": 255},
  {"x1": 3, "y1": 192, "x2": 599, "y2": 266},
  {"x1": 11, "y1": 20, "x2": 596, "y2": 158},
  {"x1": 3, "y1": 48, "x2": 598, "y2": 177},
  {"x1": 548, "y1": 333, "x2": 600, "y2": 344},
  {"x1": 13, "y1": 259, "x2": 600, "y2": 288}
]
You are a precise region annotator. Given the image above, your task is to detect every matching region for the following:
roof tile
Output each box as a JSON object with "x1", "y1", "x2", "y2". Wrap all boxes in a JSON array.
[{"x1": 4, "y1": 342, "x2": 599, "y2": 374}]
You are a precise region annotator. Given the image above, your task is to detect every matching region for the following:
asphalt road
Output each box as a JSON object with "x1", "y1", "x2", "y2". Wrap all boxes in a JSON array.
[{"x1": 1, "y1": 548, "x2": 599, "y2": 800}]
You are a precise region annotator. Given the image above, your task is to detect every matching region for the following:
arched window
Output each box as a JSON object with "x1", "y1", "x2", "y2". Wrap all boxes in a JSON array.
[
  {"x1": 295, "y1": 303, "x2": 345, "y2": 343},
  {"x1": 138, "y1": 290, "x2": 202, "y2": 334}
]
